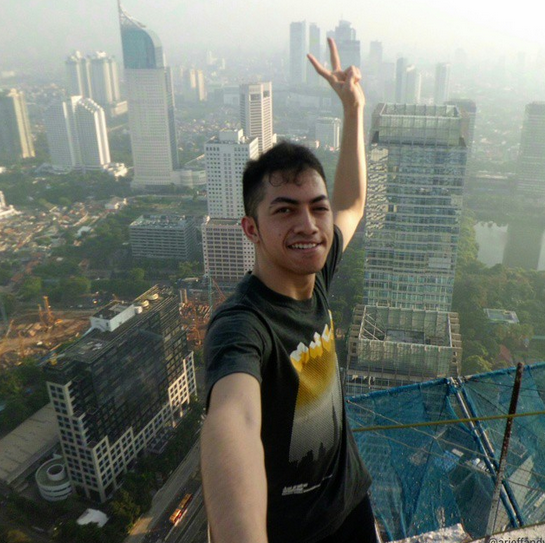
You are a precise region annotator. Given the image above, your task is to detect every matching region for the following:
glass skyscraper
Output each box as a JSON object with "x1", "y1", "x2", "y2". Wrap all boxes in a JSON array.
[
  {"x1": 119, "y1": 4, "x2": 179, "y2": 189},
  {"x1": 363, "y1": 104, "x2": 468, "y2": 312}
]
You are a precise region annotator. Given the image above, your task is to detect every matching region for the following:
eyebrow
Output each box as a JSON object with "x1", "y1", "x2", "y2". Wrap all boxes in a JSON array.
[{"x1": 268, "y1": 195, "x2": 329, "y2": 208}]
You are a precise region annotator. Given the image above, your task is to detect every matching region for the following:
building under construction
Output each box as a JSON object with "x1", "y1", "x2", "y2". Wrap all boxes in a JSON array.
[{"x1": 346, "y1": 305, "x2": 462, "y2": 393}]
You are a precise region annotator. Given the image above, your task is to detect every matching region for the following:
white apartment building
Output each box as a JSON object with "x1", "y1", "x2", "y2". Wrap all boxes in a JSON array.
[
  {"x1": 240, "y1": 82, "x2": 274, "y2": 154},
  {"x1": 44, "y1": 96, "x2": 111, "y2": 171},
  {"x1": 202, "y1": 218, "x2": 255, "y2": 284},
  {"x1": 315, "y1": 117, "x2": 341, "y2": 150},
  {"x1": 0, "y1": 88, "x2": 35, "y2": 160},
  {"x1": 205, "y1": 130, "x2": 259, "y2": 219}
]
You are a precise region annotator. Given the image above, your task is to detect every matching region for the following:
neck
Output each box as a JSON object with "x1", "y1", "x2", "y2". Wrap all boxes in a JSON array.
[{"x1": 252, "y1": 261, "x2": 316, "y2": 300}]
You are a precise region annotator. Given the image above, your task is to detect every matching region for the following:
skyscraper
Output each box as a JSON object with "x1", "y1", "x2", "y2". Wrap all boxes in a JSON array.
[
  {"x1": 315, "y1": 117, "x2": 341, "y2": 150},
  {"x1": 333, "y1": 20, "x2": 361, "y2": 69},
  {"x1": 202, "y1": 130, "x2": 259, "y2": 285},
  {"x1": 89, "y1": 52, "x2": 121, "y2": 107},
  {"x1": 119, "y1": 4, "x2": 180, "y2": 189},
  {"x1": 44, "y1": 96, "x2": 111, "y2": 171},
  {"x1": 44, "y1": 286, "x2": 196, "y2": 502},
  {"x1": 306, "y1": 23, "x2": 321, "y2": 87},
  {"x1": 363, "y1": 104, "x2": 468, "y2": 312},
  {"x1": 395, "y1": 57, "x2": 408, "y2": 103},
  {"x1": 65, "y1": 52, "x2": 92, "y2": 98},
  {"x1": 0, "y1": 89, "x2": 35, "y2": 160},
  {"x1": 240, "y1": 82, "x2": 273, "y2": 154},
  {"x1": 516, "y1": 102, "x2": 545, "y2": 199},
  {"x1": 290, "y1": 21, "x2": 308, "y2": 85},
  {"x1": 205, "y1": 130, "x2": 259, "y2": 219},
  {"x1": 445, "y1": 99, "x2": 477, "y2": 153},
  {"x1": 434, "y1": 63, "x2": 451, "y2": 104},
  {"x1": 405, "y1": 66, "x2": 422, "y2": 104},
  {"x1": 368, "y1": 41, "x2": 383, "y2": 77}
]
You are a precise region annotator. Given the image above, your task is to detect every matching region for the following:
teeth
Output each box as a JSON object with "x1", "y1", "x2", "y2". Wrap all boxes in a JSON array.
[{"x1": 291, "y1": 243, "x2": 317, "y2": 249}]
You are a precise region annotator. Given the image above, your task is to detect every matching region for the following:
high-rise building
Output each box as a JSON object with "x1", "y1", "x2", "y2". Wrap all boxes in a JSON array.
[
  {"x1": 66, "y1": 51, "x2": 125, "y2": 117},
  {"x1": 205, "y1": 130, "x2": 259, "y2": 219},
  {"x1": 0, "y1": 89, "x2": 35, "y2": 161},
  {"x1": 405, "y1": 66, "x2": 422, "y2": 104},
  {"x1": 65, "y1": 52, "x2": 92, "y2": 98},
  {"x1": 516, "y1": 102, "x2": 545, "y2": 199},
  {"x1": 434, "y1": 63, "x2": 451, "y2": 104},
  {"x1": 315, "y1": 117, "x2": 341, "y2": 150},
  {"x1": 44, "y1": 286, "x2": 196, "y2": 502},
  {"x1": 363, "y1": 104, "x2": 468, "y2": 312},
  {"x1": 445, "y1": 99, "x2": 477, "y2": 153},
  {"x1": 129, "y1": 215, "x2": 199, "y2": 260},
  {"x1": 240, "y1": 82, "x2": 274, "y2": 154},
  {"x1": 346, "y1": 305, "x2": 461, "y2": 392},
  {"x1": 333, "y1": 20, "x2": 361, "y2": 69},
  {"x1": 368, "y1": 41, "x2": 383, "y2": 77},
  {"x1": 44, "y1": 96, "x2": 111, "y2": 171},
  {"x1": 202, "y1": 129, "x2": 259, "y2": 284},
  {"x1": 290, "y1": 21, "x2": 308, "y2": 85},
  {"x1": 307, "y1": 23, "x2": 321, "y2": 87},
  {"x1": 395, "y1": 57, "x2": 408, "y2": 103},
  {"x1": 89, "y1": 52, "x2": 121, "y2": 107},
  {"x1": 119, "y1": 5, "x2": 180, "y2": 189},
  {"x1": 202, "y1": 218, "x2": 256, "y2": 285},
  {"x1": 182, "y1": 68, "x2": 207, "y2": 102}
]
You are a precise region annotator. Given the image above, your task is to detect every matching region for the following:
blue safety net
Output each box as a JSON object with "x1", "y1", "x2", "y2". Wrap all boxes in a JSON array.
[{"x1": 347, "y1": 362, "x2": 545, "y2": 541}]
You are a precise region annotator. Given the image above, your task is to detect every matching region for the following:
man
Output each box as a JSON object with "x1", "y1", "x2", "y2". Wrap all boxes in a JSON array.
[{"x1": 201, "y1": 39, "x2": 376, "y2": 543}]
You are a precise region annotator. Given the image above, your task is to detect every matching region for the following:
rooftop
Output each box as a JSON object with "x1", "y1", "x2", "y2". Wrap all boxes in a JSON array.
[
  {"x1": 130, "y1": 214, "x2": 191, "y2": 229},
  {"x1": 0, "y1": 403, "x2": 58, "y2": 486}
]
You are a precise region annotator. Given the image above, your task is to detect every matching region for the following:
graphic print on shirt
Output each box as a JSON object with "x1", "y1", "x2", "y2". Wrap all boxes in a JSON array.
[{"x1": 284, "y1": 312, "x2": 343, "y2": 494}]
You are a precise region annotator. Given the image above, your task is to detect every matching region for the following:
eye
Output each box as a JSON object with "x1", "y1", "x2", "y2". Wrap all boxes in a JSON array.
[{"x1": 274, "y1": 207, "x2": 292, "y2": 214}]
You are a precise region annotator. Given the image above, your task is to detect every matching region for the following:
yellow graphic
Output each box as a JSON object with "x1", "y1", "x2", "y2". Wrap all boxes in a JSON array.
[
  {"x1": 288, "y1": 312, "x2": 343, "y2": 464},
  {"x1": 290, "y1": 322, "x2": 336, "y2": 406}
]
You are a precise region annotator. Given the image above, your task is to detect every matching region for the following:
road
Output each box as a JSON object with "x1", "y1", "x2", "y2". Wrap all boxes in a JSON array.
[
  {"x1": 124, "y1": 441, "x2": 203, "y2": 543},
  {"x1": 169, "y1": 486, "x2": 208, "y2": 543}
]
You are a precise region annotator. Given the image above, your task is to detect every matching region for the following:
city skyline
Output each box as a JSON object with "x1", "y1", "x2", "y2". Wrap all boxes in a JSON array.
[{"x1": 2, "y1": 1, "x2": 545, "y2": 72}]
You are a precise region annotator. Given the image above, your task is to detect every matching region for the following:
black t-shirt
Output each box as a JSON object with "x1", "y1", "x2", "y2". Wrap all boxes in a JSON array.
[{"x1": 204, "y1": 227, "x2": 372, "y2": 543}]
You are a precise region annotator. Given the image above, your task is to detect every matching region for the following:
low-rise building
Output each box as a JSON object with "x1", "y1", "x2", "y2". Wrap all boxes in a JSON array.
[{"x1": 129, "y1": 214, "x2": 200, "y2": 261}]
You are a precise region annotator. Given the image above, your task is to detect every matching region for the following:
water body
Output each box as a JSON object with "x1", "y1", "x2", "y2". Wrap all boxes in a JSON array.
[{"x1": 474, "y1": 221, "x2": 545, "y2": 271}]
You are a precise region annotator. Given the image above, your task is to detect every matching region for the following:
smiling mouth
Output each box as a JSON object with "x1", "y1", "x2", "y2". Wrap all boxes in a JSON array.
[{"x1": 289, "y1": 242, "x2": 320, "y2": 250}]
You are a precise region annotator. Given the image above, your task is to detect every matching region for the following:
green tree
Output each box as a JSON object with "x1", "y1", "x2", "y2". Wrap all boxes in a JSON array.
[
  {"x1": 3, "y1": 530, "x2": 31, "y2": 543},
  {"x1": 18, "y1": 276, "x2": 42, "y2": 300},
  {"x1": 462, "y1": 355, "x2": 493, "y2": 375}
]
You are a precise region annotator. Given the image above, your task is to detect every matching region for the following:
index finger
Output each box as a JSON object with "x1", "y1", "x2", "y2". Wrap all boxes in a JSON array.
[
  {"x1": 307, "y1": 53, "x2": 333, "y2": 82},
  {"x1": 327, "y1": 38, "x2": 341, "y2": 72}
]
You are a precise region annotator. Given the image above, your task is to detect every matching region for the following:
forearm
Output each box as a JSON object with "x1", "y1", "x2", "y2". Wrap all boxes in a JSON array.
[
  {"x1": 201, "y1": 407, "x2": 268, "y2": 543},
  {"x1": 333, "y1": 104, "x2": 366, "y2": 220}
]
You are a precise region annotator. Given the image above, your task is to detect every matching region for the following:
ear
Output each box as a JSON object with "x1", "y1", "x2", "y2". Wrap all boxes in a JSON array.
[{"x1": 241, "y1": 215, "x2": 260, "y2": 244}]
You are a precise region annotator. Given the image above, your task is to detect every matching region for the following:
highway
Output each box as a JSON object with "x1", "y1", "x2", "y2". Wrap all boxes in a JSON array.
[{"x1": 125, "y1": 441, "x2": 205, "y2": 543}]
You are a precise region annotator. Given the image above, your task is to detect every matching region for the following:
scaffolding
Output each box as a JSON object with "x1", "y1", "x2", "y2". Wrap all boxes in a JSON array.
[{"x1": 346, "y1": 305, "x2": 462, "y2": 392}]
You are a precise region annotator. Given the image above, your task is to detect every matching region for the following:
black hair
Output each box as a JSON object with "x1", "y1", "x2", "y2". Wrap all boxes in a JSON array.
[{"x1": 242, "y1": 141, "x2": 327, "y2": 220}]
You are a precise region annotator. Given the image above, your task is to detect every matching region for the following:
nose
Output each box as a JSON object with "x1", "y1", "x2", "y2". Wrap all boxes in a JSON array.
[{"x1": 294, "y1": 208, "x2": 318, "y2": 235}]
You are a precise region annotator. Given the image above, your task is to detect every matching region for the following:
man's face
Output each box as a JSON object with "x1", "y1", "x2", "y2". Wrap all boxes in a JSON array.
[{"x1": 246, "y1": 169, "x2": 334, "y2": 279}]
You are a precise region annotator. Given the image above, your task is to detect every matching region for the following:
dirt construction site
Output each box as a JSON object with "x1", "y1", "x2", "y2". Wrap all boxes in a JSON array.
[{"x1": 0, "y1": 297, "x2": 94, "y2": 369}]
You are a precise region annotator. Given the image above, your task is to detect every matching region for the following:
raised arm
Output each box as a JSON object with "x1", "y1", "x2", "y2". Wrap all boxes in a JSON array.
[
  {"x1": 308, "y1": 38, "x2": 366, "y2": 251},
  {"x1": 201, "y1": 373, "x2": 268, "y2": 543}
]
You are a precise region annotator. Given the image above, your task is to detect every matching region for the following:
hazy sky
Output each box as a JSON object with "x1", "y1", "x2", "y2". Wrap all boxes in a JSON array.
[{"x1": 3, "y1": 0, "x2": 545, "y2": 71}]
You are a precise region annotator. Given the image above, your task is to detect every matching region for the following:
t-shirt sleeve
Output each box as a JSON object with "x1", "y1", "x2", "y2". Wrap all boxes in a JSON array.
[
  {"x1": 204, "y1": 308, "x2": 270, "y2": 409},
  {"x1": 320, "y1": 225, "x2": 344, "y2": 291}
]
